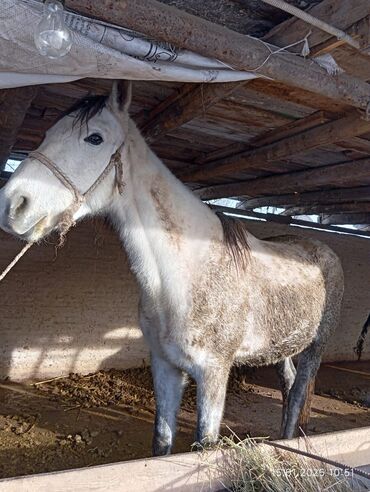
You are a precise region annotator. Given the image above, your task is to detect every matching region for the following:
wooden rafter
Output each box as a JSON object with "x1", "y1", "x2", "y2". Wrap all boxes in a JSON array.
[
  {"x1": 282, "y1": 202, "x2": 370, "y2": 216},
  {"x1": 321, "y1": 213, "x2": 370, "y2": 225},
  {"x1": 66, "y1": 0, "x2": 370, "y2": 111},
  {"x1": 264, "y1": 0, "x2": 369, "y2": 53},
  {"x1": 212, "y1": 204, "x2": 370, "y2": 238},
  {"x1": 264, "y1": 0, "x2": 370, "y2": 83},
  {"x1": 141, "y1": 81, "x2": 246, "y2": 143},
  {"x1": 196, "y1": 155, "x2": 370, "y2": 201},
  {"x1": 336, "y1": 137, "x2": 370, "y2": 156},
  {"x1": 0, "y1": 87, "x2": 38, "y2": 170},
  {"x1": 238, "y1": 186, "x2": 370, "y2": 210},
  {"x1": 309, "y1": 15, "x2": 370, "y2": 58},
  {"x1": 183, "y1": 112, "x2": 370, "y2": 184},
  {"x1": 194, "y1": 110, "x2": 331, "y2": 166},
  {"x1": 135, "y1": 83, "x2": 194, "y2": 129}
]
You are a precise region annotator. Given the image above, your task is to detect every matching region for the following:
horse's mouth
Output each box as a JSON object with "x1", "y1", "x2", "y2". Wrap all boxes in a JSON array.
[{"x1": 8, "y1": 214, "x2": 50, "y2": 242}]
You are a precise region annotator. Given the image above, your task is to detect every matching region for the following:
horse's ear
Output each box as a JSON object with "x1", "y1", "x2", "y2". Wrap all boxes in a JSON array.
[{"x1": 109, "y1": 80, "x2": 132, "y2": 115}]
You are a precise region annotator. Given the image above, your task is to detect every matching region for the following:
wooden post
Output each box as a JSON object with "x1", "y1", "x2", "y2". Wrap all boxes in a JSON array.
[
  {"x1": 65, "y1": 0, "x2": 370, "y2": 111},
  {"x1": 0, "y1": 87, "x2": 38, "y2": 170}
]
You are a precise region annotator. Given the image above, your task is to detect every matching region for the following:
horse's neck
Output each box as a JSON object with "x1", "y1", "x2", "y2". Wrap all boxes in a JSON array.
[{"x1": 110, "y1": 122, "x2": 221, "y2": 298}]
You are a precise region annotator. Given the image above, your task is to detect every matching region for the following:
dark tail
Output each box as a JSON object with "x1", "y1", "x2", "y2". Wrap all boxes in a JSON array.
[{"x1": 354, "y1": 312, "x2": 370, "y2": 360}]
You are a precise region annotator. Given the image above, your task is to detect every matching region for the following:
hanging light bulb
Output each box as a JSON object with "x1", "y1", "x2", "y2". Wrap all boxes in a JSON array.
[{"x1": 34, "y1": 0, "x2": 72, "y2": 59}]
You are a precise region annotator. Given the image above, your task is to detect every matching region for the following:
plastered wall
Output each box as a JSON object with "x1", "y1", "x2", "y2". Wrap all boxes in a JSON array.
[{"x1": 0, "y1": 217, "x2": 369, "y2": 381}]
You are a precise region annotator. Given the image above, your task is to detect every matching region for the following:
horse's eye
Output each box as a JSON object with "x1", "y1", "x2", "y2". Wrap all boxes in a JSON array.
[{"x1": 84, "y1": 133, "x2": 103, "y2": 146}]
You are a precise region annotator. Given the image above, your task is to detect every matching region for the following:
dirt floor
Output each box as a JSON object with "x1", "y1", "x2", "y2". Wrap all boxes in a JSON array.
[{"x1": 0, "y1": 361, "x2": 368, "y2": 479}]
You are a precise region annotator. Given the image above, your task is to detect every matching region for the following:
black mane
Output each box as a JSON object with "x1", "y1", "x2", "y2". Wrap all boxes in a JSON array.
[
  {"x1": 63, "y1": 95, "x2": 109, "y2": 128},
  {"x1": 216, "y1": 211, "x2": 250, "y2": 270}
]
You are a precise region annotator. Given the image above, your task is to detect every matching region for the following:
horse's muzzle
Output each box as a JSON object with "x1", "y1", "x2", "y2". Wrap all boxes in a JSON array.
[{"x1": 0, "y1": 188, "x2": 48, "y2": 241}]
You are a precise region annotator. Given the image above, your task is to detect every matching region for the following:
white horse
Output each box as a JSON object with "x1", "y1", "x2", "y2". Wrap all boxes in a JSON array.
[{"x1": 0, "y1": 82, "x2": 344, "y2": 455}]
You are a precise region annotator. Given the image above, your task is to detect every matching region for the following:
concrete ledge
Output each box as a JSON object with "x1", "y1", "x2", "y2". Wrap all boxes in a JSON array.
[{"x1": 1, "y1": 427, "x2": 369, "y2": 491}]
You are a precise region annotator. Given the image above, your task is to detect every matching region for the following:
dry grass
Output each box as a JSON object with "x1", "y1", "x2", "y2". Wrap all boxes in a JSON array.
[{"x1": 210, "y1": 434, "x2": 357, "y2": 492}]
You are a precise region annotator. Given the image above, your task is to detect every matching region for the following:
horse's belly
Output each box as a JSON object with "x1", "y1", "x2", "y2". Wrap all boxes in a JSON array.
[
  {"x1": 235, "y1": 309, "x2": 323, "y2": 366},
  {"x1": 234, "y1": 281, "x2": 326, "y2": 366}
]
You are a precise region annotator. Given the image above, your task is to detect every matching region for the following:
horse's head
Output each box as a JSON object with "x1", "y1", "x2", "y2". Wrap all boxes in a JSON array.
[{"x1": 0, "y1": 81, "x2": 131, "y2": 242}]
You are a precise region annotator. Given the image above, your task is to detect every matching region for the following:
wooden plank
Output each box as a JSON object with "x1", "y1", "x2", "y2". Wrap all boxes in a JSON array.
[
  {"x1": 283, "y1": 202, "x2": 370, "y2": 216},
  {"x1": 0, "y1": 427, "x2": 369, "y2": 492},
  {"x1": 224, "y1": 86, "x2": 313, "y2": 119},
  {"x1": 142, "y1": 81, "x2": 245, "y2": 143},
  {"x1": 310, "y1": 15, "x2": 370, "y2": 57},
  {"x1": 263, "y1": 0, "x2": 370, "y2": 52},
  {"x1": 65, "y1": 0, "x2": 370, "y2": 111},
  {"x1": 182, "y1": 112, "x2": 370, "y2": 183},
  {"x1": 336, "y1": 137, "x2": 370, "y2": 155},
  {"x1": 0, "y1": 87, "x2": 38, "y2": 169},
  {"x1": 244, "y1": 79, "x2": 349, "y2": 114},
  {"x1": 136, "y1": 83, "x2": 194, "y2": 129},
  {"x1": 263, "y1": 1, "x2": 370, "y2": 83},
  {"x1": 309, "y1": 17, "x2": 370, "y2": 83},
  {"x1": 196, "y1": 156, "x2": 370, "y2": 201},
  {"x1": 195, "y1": 111, "x2": 331, "y2": 165},
  {"x1": 322, "y1": 213, "x2": 370, "y2": 225},
  {"x1": 237, "y1": 186, "x2": 370, "y2": 209},
  {"x1": 330, "y1": 46, "x2": 370, "y2": 84}
]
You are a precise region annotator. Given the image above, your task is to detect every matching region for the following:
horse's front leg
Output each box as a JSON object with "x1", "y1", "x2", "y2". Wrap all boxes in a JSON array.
[
  {"x1": 195, "y1": 365, "x2": 230, "y2": 446},
  {"x1": 151, "y1": 352, "x2": 187, "y2": 456}
]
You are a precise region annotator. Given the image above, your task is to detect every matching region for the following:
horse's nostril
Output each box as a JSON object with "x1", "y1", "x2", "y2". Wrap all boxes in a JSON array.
[{"x1": 9, "y1": 195, "x2": 29, "y2": 219}]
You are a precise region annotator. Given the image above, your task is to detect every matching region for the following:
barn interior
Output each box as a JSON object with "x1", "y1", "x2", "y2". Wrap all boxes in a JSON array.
[{"x1": 0, "y1": 0, "x2": 369, "y2": 481}]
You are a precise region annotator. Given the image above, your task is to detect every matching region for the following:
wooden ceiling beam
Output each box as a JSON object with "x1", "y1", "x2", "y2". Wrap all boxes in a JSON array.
[
  {"x1": 141, "y1": 81, "x2": 245, "y2": 143},
  {"x1": 263, "y1": 1, "x2": 370, "y2": 83},
  {"x1": 196, "y1": 155, "x2": 370, "y2": 200},
  {"x1": 135, "y1": 83, "x2": 194, "y2": 129},
  {"x1": 336, "y1": 137, "x2": 370, "y2": 156},
  {"x1": 282, "y1": 202, "x2": 370, "y2": 216},
  {"x1": 263, "y1": 0, "x2": 369, "y2": 53},
  {"x1": 309, "y1": 15, "x2": 370, "y2": 58},
  {"x1": 321, "y1": 213, "x2": 370, "y2": 225},
  {"x1": 66, "y1": 0, "x2": 370, "y2": 111},
  {"x1": 194, "y1": 110, "x2": 331, "y2": 166},
  {"x1": 183, "y1": 112, "x2": 370, "y2": 183},
  {"x1": 0, "y1": 87, "x2": 38, "y2": 170},
  {"x1": 238, "y1": 186, "x2": 370, "y2": 210}
]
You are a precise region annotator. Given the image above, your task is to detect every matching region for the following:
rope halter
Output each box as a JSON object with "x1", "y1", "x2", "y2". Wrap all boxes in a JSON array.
[{"x1": 28, "y1": 142, "x2": 125, "y2": 241}]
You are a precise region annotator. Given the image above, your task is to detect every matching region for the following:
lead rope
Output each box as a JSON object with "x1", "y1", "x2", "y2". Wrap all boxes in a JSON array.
[
  {"x1": 0, "y1": 143, "x2": 125, "y2": 283},
  {"x1": 0, "y1": 242, "x2": 34, "y2": 282}
]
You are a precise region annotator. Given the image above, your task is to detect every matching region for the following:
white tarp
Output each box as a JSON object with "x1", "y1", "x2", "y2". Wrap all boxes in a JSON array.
[{"x1": 0, "y1": 0, "x2": 260, "y2": 89}]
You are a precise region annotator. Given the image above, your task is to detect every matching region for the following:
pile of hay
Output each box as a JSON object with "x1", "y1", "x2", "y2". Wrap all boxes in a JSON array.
[{"x1": 213, "y1": 435, "x2": 357, "y2": 492}]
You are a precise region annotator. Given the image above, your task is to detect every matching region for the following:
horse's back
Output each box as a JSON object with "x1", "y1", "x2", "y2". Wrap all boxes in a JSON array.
[{"x1": 261, "y1": 233, "x2": 342, "y2": 277}]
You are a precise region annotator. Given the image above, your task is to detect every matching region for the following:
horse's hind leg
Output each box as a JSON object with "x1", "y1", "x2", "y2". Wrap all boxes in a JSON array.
[
  {"x1": 280, "y1": 343, "x2": 322, "y2": 439},
  {"x1": 298, "y1": 376, "x2": 315, "y2": 433},
  {"x1": 275, "y1": 357, "x2": 296, "y2": 434},
  {"x1": 151, "y1": 353, "x2": 187, "y2": 456}
]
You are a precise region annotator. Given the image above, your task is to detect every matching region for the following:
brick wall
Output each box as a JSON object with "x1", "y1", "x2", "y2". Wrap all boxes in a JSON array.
[{"x1": 0, "y1": 218, "x2": 368, "y2": 381}]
